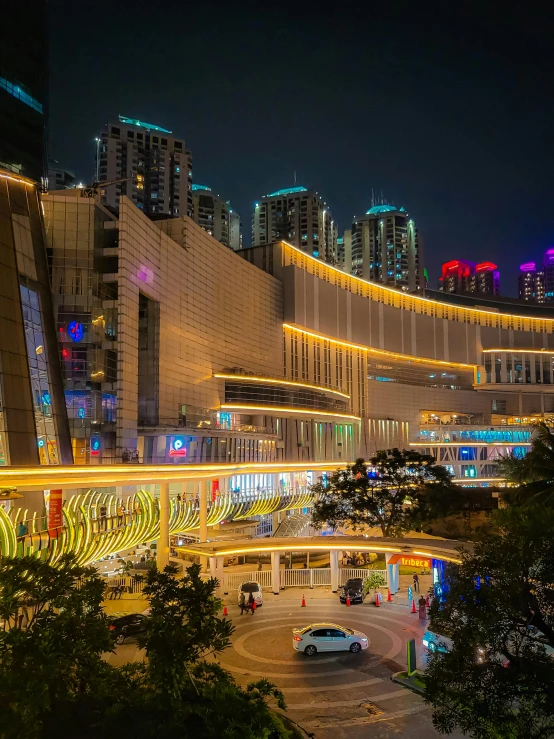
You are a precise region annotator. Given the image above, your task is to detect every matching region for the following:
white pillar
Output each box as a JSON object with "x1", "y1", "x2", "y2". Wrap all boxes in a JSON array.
[
  {"x1": 209, "y1": 556, "x2": 224, "y2": 595},
  {"x1": 330, "y1": 550, "x2": 339, "y2": 592},
  {"x1": 386, "y1": 553, "x2": 399, "y2": 594},
  {"x1": 271, "y1": 551, "x2": 280, "y2": 594},
  {"x1": 157, "y1": 482, "x2": 170, "y2": 570}
]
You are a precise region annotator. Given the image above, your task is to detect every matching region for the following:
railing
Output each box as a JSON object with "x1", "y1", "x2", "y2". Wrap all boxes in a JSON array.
[
  {"x1": 222, "y1": 567, "x2": 388, "y2": 592},
  {"x1": 418, "y1": 425, "x2": 532, "y2": 444},
  {"x1": 141, "y1": 417, "x2": 277, "y2": 435}
]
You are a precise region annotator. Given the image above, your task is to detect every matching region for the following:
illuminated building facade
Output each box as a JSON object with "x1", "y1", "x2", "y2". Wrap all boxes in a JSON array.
[
  {"x1": 191, "y1": 184, "x2": 242, "y2": 250},
  {"x1": 0, "y1": 0, "x2": 48, "y2": 184},
  {"x1": 439, "y1": 259, "x2": 500, "y2": 295},
  {"x1": 518, "y1": 261, "x2": 545, "y2": 303},
  {"x1": 96, "y1": 116, "x2": 193, "y2": 218},
  {"x1": 349, "y1": 204, "x2": 423, "y2": 292},
  {"x1": 252, "y1": 186, "x2": 337, "y2": 264}
]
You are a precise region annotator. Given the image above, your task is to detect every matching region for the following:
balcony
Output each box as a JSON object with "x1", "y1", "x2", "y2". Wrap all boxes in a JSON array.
[
  {"x1": 138, "y1": 407, "x2": 278, "y2": 437},
  {"x1": 414, "y1": 424, "x2": 533, "y2": 445}
]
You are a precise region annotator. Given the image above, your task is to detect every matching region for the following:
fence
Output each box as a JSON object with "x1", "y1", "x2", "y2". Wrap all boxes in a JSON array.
[
  {"x1": 103, "y1": 576, "x2": 146, "y2": 596},
  {"x1": 223, "y1": 568, "x2": 387, "y2": 592}
]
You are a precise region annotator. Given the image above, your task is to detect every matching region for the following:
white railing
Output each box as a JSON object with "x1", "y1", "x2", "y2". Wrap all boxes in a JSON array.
[{"x1": 222, "y1": 567, "x2": 388, "y2": 593}]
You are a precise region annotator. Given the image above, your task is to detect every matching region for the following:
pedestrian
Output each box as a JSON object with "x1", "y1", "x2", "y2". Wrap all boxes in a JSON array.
[
  {"x1": 117, "y1": 503, "x2": 124, "y2": 525},
  {"x1": 17, "y1": 521, "x2": 28, "y2": 538},
  {"x1": 418, "y1": 595, "x2": 427, "y2": 620},
  {"x1": 239, "y1": 591, "x2": 246, "y2": 615},
  {"x1": 248, "y1": 591, "x2": 255, "y2": 614},
  {"x1": 176, "y1": 493, "x2": 181, "y2": 503},
  {"x1": 257, "y1": 558, "x2": 262, "y2": 572},
  {"x1": 99, "y1": 504, "x2": 107, "y2": 531},
  {"x1": 413, "y1": 573, "x2": 420, "y2": 593}
]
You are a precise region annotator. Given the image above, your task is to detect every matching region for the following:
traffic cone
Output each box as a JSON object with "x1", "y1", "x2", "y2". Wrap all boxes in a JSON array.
[
  {"x1": 375, "y1": 592, "x2": 380, "y2": 607},
  {"x1": 346, "y1": 594, "x2": 351, "y2": 607},
  {"x1": 387, "y1": 589, "x2": 393, "y2": 602},
  {"x1": 223, "y1": 605, "x2": 228, "y2": 617},
  {"x1": 252, "y1": 600, "x2": 257, "y2": 611},
  {"x1": 301, "y1": 594, "x2": 306, "y2": 607},
  {"x1": 425, "y1": 594, "x2": 430, "y2": 608},
  {"x1": 411, "y1": 598, "x2": 417, "y2": 613}
]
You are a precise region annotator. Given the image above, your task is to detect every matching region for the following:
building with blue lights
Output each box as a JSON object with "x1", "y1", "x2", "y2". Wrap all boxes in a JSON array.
[
  {"x1": 252, "y1": 186, "x2": 337, "y2": 264},
  {"x1": 348, "y1": 202, "x2": 424, "y2": 292},
  {"x1": 96, "y1": 116, "x2": 193, "y2": 219}
]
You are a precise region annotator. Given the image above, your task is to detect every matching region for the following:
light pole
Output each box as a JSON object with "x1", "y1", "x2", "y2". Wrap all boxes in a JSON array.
[{"x1": 94, "y1": 137, "x2": 101, "y2": 183}]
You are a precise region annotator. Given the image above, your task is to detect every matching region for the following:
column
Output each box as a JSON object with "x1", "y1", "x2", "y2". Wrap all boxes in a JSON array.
[
  {"x1": 330, "y1": 550, "x2": 339, "y2": 592},
  {"x1": 271, "y1": 551, "x2": 280, "y2": 594},
  {"x1": 209, "y1": 556, "x2": 224, "y2": 595},
  {"x1": 156, "y1": 481, "x2": 170, "y2": 570},
  {"x1": 272, "y1": 510, "x2": 280, "y2": 535},
  {"x1": 386, "y1": 553, "x2": 399, "y2": 594},
  {"x1": 199, "y1": 481, "x2": 208, "y2": 572}
]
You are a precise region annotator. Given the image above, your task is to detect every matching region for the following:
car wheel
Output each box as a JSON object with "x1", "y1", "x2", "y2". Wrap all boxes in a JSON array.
[
  {"x1": 304, "y1": 645, "x2": 317, "y2": 656},
  {"x1": 350, "y1": 642, "x2": 361, "y2": 653},
  {"x1": 115, "y1": 633, "x2": 125, "y2": 645}
]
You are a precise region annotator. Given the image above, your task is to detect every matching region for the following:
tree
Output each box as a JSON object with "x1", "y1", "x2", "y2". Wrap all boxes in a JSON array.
[
  {"x1": 424, "y1": 505, "x2": 554, "y2": 738},
  {"x1": 497, "y1": 422, "x2": 554, "y2": 505},
  {"x1": 0, "y1": 557, "x2": 296, "y2": 739},
  {"x1": 0, "y1": 554, "x2": 114, "y2": 739},
  {"x1": 310, "y1": 451, "x2": 456, "y2": 537},
  {"x1": 363, "y1": 572, "x2": 386, "y2": 595}
]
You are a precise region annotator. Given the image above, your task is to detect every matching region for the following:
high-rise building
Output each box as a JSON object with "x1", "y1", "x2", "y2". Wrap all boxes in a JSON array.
[
  {"x1": 0, "y1": 0, "x2": 48, "y2": 184},
  {"x1": 439, "y1": 260, "x2": 500, "y2": 296},
  {"x1": 518, "y1": 262, "x2": 545, "y2": 303},
  {"x1": 252, "y1": 186, "x2": 337, "y2": 263},
  {"x1": 192, "y1": 184, "x2": 242, "y2": 250},
  {"x1": 96, "y1": 116, "x2": 192, "y2": 218},
  {"x1": 349, "y1": 204, "x2": 423, "y2": 291}
]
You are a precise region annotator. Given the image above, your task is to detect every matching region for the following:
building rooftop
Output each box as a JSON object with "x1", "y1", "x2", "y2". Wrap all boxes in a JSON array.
[
  {"x1": 266, "y1": 186, "x2": 308, "y2": 197},
  {"x1": 118, "y1": 115, "x2": 172, "y2": 133},
  {"x1": 192, "y1": 184, "x2": 211, "y2": 192},
  {"x1": 365, "y1": 204, "x2": 406, "y2": 215}
]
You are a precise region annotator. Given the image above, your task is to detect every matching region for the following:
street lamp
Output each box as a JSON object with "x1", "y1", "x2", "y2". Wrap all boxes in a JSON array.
[{"x1": 94, "y1": 137, "x2": 101, "y2": 183}]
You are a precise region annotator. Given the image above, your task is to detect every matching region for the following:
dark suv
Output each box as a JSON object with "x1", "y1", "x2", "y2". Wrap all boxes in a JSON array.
[
  {"x1": 339, "y1": 578, "x2": 365, "y2": 604},
  {"x1": 108, "y1": 612, "x2": 147, "y2": 645}
]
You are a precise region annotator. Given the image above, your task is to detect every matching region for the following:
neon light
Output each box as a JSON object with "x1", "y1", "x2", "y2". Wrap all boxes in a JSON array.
[
  {"x1": 266, "y1": 186, "x2": 308, "y2": 197},
  {"x1": 365, "y1": 204, "x2": 398, "y2": 215},
  {"x1": 41, "y1": 393, "x2": 51, "y2": 405},
  {"x1": 118, "y1": 115, "x2": 172, "y2": 133},
  {"x1": 68, "y1": 321, "x2": 84, "y2": 342},
  {"x1": 214, "y1": 373, "x2": 349, "y2": 398},
  {"x1": 520, "y1": 262, "x2": 536, "y2": 271},
  {"x1": 219, "y1": 404, "x2": 360, "y2": 420},
  {"x1": 0, "y1": 77, "x2": 43, "y2": 113},
  {"x1": 482, "y1": 348, "x2": 554, "y2": 354},
  {"x1": 192, "y1": 184, "x2": 211, "y2": 191},
  {"x1": 37, "y1": 439, "x2": 45, "y2": 448},
  {"x1": 476, "y1": 262, "x2": 498, "y2": 272},
  {"x1": 90, "y1": 437, "x2": 101, "y2": 456},
  {"x1": 77, "y1": 408, "x2": 85, "y2": 419},
  {"x1": 169, "y1": 437, "x2": 187, "y2": 457}
]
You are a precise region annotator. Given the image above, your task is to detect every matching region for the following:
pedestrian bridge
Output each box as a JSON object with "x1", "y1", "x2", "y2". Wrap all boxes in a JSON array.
[{"x1": 176, "y1": 535, "x2": 468, "y2": 595}]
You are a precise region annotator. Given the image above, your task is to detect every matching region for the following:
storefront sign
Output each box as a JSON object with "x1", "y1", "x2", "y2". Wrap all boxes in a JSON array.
[
  {"x1": 169, "y1": 437, "x2": 187, "y2": 457},
  {"x1": 211, "y1": 479, "x2": 219, "y2": 501},
  {"x1": 387, "y1": 554, "x2": 432, "y2": 569},
  {"x1": 48, "y1": 489, "x2": 63, "y2": 537}
]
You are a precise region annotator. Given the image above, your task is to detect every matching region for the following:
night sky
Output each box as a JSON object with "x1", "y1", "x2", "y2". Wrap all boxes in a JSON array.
[{"x1": 49, "y1": 2, "x2": 554, "y2": 295}]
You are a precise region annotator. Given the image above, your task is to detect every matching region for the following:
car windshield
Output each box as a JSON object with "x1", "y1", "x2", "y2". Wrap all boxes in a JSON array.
[
  {"x1": 345, "y1": 580, "x2": 362, "y2": 588},
  {"x1": 241, "y1": 582, "x2": 260, "y2": 593}
]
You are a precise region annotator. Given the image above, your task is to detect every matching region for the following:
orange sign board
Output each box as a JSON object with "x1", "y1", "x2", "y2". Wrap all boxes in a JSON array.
[{"x1": 387, "y1": 554, "x2": 432, "y2": 569}]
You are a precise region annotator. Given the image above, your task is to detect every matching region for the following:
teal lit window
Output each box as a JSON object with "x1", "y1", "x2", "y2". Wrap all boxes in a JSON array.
[{"x1": 0, "y1": 77, "x2": 43, "y2": 113}]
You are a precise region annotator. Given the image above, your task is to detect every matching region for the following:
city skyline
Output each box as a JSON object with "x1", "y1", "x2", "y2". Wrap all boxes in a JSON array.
[{"x1": 48, "y1": 3, "x2": 554, "y2": 295}]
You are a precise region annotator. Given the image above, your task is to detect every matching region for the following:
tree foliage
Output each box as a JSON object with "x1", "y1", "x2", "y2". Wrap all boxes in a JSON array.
[
  {"x1": 497, "y1": 422, "x2": 554, "y2": 505},
  {"x1": 425, "y1": 505, "x2": 554, "y2": 738},
  {"x1": 310, "y1": 451, "x2": 456, "y2": 536},
  {"x1": 0, "y1": 557, "x2": 295, "y2": 739}
]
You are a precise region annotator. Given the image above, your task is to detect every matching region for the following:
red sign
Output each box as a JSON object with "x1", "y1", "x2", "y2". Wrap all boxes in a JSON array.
[
  {"x1": 211, "y1": 479, "x2": 219, "y2": 502},
  {"x1": 48, "y1": 489, "x2": 63, "y2": 537},
  {"x1": 387, "y1": 554, "x2": 432, "y2": 569}
]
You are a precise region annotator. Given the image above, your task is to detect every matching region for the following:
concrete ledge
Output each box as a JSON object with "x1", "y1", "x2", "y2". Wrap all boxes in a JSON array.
[{"x1": 391, "y1": 670, "x2": 426, "y2": 696}]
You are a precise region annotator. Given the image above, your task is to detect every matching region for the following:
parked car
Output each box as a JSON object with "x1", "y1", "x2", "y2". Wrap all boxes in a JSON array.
[
  {"x1": 293, "y1": 622, "x2": 369, "y2": 655},
  {"x1": 237, "y1": 581, "x2": 263, "y2": 607},
  {"x1": 108, "y1": 612, "x2": 147, "y2": 645},
  {"x1": 339, "y1": 578, "x2": 365, "y2": 604}
]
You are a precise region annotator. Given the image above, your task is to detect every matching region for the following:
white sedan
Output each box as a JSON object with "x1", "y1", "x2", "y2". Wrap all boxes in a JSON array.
[{"x1": 292, "y1": 622, "x2": 369, "y2": 656}]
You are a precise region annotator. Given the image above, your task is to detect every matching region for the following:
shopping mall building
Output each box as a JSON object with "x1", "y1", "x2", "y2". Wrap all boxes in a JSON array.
[{"x1": 2, "y1": 170, "x2": 554, "y2": 490}]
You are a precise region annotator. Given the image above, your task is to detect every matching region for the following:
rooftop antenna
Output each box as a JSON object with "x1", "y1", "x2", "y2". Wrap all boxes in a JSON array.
[
  {"x1": 371, "y1": 188, "x2": 375, "y2": 207},
  {"x1": 293, "y1": 170, "x2": 297, "y2": 186},
  {"x1": 380, "y1": 189, "x2": 384, "y2": 204}
]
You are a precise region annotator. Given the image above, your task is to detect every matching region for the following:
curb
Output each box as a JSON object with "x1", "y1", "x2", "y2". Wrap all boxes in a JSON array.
[{"x1": 391, "y1": 670, "x2": 426, "y2": 696}]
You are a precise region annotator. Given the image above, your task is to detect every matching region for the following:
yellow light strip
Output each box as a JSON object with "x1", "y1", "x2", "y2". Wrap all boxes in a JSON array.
[
  {"x1": 214, "y1": 373, "x2": 350, "y2": 399},
  {"x1": 413, "y1": 550, "x2": 462, "y2": 564},
  {"x1": 452, "y1": 477, "x2": 506, "y2": 483},
  {"x1": 410, "y1": 441, "x2": 531, "y2": 447},
  {"x1": 219, "y1": 404, "x2": 361, "y2": 420},
  {"x1": 283, "y1": 323, "x2": 476, "y2": 370},
  {"x1": 482, "y1": 348, "x2": 554, "y2": 354},
  {"x1": 176, "y1": 543, "x2": 403, "y2": 557},
  {"x1": 280, "y1": 241, "x2": 554, "y2": 326},
  {"x1": 0, "y1": 170, "x2": 35, "y2": 187}
]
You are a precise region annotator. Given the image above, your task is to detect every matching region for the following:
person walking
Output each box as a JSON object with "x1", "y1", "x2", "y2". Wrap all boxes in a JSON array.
[
  {"x1": 413, "y1": 572, "x2": 420, "y2": 593},
  {"x1": 99, "y1": 504, "x2": 107, "y2": 531},
  {"x1": 239, "y1": 591, "x2": 246, "y2": 615},
  {"x1": 248, "y1": 591, "x2": 255, "y2": 614},
  {"x1": 117, "y1": 503, "x2": 124, "y2": 525},
  {"x1": 257, "y1": 558, "x2": 262, "y2": 572}
]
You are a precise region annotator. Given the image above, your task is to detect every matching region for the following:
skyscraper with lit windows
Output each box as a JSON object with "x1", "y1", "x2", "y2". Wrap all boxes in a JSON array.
[
  {"x1": 96, "y1": 116, "x2": 192, "y2": 218},
  {"x1": 192, "y1": 184, "x2": 242, "y2": 250},
  {"x1": 252, "y1": 186, "x2": 337, "y2": 263},
  {"x1": 439, "y1": 260, "x2": 500, "y2": 295}
]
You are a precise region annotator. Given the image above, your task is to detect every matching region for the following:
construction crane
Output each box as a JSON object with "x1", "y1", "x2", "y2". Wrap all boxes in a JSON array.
[{"x1": 79, "y1": 176, "x2": 133, "y2": 200}]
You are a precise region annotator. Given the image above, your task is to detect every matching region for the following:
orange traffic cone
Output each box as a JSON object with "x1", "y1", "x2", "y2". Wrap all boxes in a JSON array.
[
  {"x1": 301, "y1": 594, "x2": 306, "y2": 607},
  {"x1": 425, "y1": 594, "x2": 430, "y2": 608},
  {"x1": 375, "y1": 592, "x2": 380, "y2": 607},
  {"x1": 223, "y1": 605, "x2": 228, "y2": 616},
  {"x1": 387, "y1": 589, "x2": 393, "y2": 602},
  {"x1": 252, "y1": 600, "x2": 257, "y2": 611},
  {"x1": 411, "y1": 598, "x2": 417, "y2": 613},
  {"x1": 346, "y1": 594, "x2": 351, "y2": 607}
]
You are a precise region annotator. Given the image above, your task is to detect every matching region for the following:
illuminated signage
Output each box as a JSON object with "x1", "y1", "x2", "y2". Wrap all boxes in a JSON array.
[
  {"x1": 169, "y1": 437, "x2": 187, "y2": 457},
  {"x1": 388, "y1": 554, "x2": 432, "y2": 569},
  {"x1": 41, "y1": 393, "x2": 51, "y2": 405},
  {"x1": 68, "y1": 321, "x2": 84, "y2": 342},
  {"x1": 90, "y1": 437, "x2": 101, "y2": 456},
  {"x1": 78, "y1": 407, "x2": 85, "y2": 419}
]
